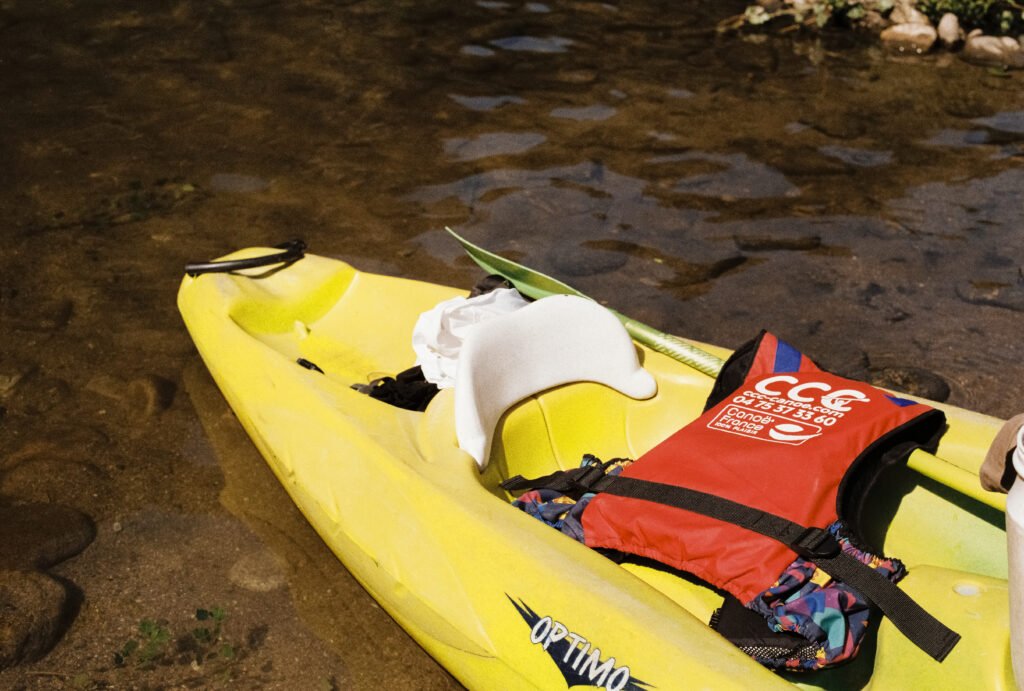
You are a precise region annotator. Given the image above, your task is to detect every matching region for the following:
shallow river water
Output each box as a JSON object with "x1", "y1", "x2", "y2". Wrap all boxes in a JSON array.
[{"x1": 2, "y1": 0, "x2": 1024, "y2": 688}]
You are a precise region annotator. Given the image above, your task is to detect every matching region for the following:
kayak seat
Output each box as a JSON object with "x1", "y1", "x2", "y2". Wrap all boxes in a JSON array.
[{"x1": 454, "y1": 295, "x2": 657, "y2": 470}]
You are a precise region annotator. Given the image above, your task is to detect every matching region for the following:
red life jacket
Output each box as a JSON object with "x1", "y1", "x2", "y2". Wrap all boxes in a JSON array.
[
  {"x1": 581, "y1": 331, "x2": 946, "y2": 604},
  {"x1": 503, "y1": 331, "x2": 957, "y2": 663}
]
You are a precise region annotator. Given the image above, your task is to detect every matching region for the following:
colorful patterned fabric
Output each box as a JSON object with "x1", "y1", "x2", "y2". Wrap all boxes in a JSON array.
[
  {"x1": 510, "y1": 455, "x2": 905, "y2": 672},
  {"x1": 512, "y1": 455, "x2": 633, "y2": 543},
  {"x1": 747, "y1": 521, "x2": 906, "y2": 670}
]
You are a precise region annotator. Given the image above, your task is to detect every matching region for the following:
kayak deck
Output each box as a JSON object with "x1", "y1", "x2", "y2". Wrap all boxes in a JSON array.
[{"x1": 179, "y1": 248, "x2": 1014, "y2": 690}]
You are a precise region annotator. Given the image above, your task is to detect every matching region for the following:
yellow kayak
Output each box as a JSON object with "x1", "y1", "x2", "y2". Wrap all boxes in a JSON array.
[{"x1": 178, "y1": 245, "x2": 1014, "y2": 690}]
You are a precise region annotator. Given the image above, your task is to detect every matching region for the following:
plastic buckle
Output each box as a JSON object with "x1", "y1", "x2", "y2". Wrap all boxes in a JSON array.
[
  {"x1": 570, "y1": 464, "x2": 608, "y2": 493},
  {"x1": 791, "y1": 526, "x2": 841, "y2": 560}
]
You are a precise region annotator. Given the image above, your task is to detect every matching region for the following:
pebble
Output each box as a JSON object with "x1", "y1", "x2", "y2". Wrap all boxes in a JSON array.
[
  {"x1": 880, "y1": 23, "x2": 937, "y2": 54},
  {"x1": 0, "y1": 569, "x2": 70, "y2": 671},
  {"x1": 962, "y1": 34, "x2": 1024, "y2": 68},
  {"x1": 937, "y1": 13, "x2": 963, "y2": 46},
  {"x1": 228, "y1": 549, "x2": 287, "y2": 592},
  {"x1": 869, "y1": 366, "x2": 951, "y2": 402},
  {"x1": 0, "y1": 503, "x2": 96, "y2": 570}
]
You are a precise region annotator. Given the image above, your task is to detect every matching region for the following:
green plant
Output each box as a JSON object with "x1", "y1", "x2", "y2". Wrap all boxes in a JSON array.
[
  {"x1": 113, "y1": 606, "x2": 238, "y2": 670},
  {"x1": 113, "y1": 618, "x2": 172, "y2": 667},
  {"x1": 191, "y1": 606, "x2": 237, "y2": 664}
]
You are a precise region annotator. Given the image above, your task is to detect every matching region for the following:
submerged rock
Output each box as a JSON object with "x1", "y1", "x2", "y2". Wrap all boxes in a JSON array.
[
  {"x1": 229, "y1": 549, "x2": 287, "y2": 592},
  {"x1": 1, "y1": 458, "x2": 107, "y2": 514},
  {"x1": 0, "y1": 503, "x2": 95, "y2": 570},
  {"x1": 956, "y1": 280, "x2": 1024, "y2": 311},
  {"x1": 869, "y1": 366, "x2": 951, "y2": 402},
  {"x1": 0, "y1": 570, "x2": 71, "y2": 671},
  {"x1": 549, "y1": 240, "x2": 629, "y2": 277}
]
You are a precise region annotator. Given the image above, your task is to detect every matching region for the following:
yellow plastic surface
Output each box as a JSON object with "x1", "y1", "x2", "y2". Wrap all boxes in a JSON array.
[{"x1": 178, "y1": 247, "x2": 1015, "y2": 690}]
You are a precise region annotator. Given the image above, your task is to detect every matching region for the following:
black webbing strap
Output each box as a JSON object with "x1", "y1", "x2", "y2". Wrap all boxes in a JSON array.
[
  {"x1": 598, "y1": 476, "x2": 960, "y2": 662},
  {"x1": 505, "y1": 467, "x2": 960, "y2": 662}
]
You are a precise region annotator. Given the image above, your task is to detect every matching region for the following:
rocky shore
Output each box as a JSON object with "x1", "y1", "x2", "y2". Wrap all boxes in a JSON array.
[{"x1": 744, "y1": 0, "x2": 1024, "y2": 67}]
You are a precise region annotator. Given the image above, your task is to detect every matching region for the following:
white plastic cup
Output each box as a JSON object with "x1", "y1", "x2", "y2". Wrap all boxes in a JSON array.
[{"x1": 1007, "y1": 426, "x2": 1024, "y2": 690}]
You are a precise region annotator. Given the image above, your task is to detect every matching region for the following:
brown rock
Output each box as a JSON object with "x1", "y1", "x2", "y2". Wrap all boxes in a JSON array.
[
  {"x1": 962, "y1": 34, "x2": 1024, "y2": 68},
  {"x1": 881, "y1": 23, "x2": 937, "y2": 54},
  {"x1": 0, "y1": 502, "x2": 95, "y2": 570},
  {"x1": 1, "y1": 458, "x2": 107, "y2": 513},
  {"x1": 0, "y1": 570, "x2": 71, "y2": 670}
]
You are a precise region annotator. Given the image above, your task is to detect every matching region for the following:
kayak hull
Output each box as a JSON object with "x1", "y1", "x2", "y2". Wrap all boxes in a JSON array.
[{"x1": 178, "y1": 247, "x2": 1014, "y2": 690}]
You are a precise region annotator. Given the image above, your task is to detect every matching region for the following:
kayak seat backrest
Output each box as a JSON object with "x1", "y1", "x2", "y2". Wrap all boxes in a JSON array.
[
  {"x1": 483, "y1": 359, "x2": 712, "y2": 487},
  {"x1": 454, "y1": 295, "x2": 657, "y2": 470}
]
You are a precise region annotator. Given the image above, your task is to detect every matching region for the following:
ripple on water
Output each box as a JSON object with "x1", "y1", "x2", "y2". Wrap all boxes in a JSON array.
[
  {"x1": 550, "y1": 104, "x2": 617, "y2": 121},
  {"x1": 448, "y1": 94, "x2": 526, "y2": 111},
  {"x1": 973, "y1": 110, "x2": 1024, "y2": 134},
  {"x1": 460, "y1": 44, "x2": 496, "y2": 57},
  {"x1": 923, "y1": 129, "x2": 991, "y2": 148},
  {"x1": 818, "y1": 145, "x2": 895, "y2": 167},
  {"x1": 489, "y1": 36, "x2": 573, "y2": 53},
  {"x1": 443, "y1": 132, "x2": 546, "y2": 162}
]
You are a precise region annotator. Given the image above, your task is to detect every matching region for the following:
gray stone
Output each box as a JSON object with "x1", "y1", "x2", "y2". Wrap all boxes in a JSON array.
[
  {"x1": 881, "y1": 23, "x2": 937, "y2": 54},
  {"x1": 0, "y1": 570, "x2": 70, "y2": 670},
  {"x1": 0, "y1": 502, "x2": 95, "y2": 569}
]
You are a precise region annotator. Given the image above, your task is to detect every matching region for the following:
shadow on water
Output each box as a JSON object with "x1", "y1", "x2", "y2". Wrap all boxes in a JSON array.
[{"x1": 1, "y1": 0, "x2": 1023, "y2": 687}]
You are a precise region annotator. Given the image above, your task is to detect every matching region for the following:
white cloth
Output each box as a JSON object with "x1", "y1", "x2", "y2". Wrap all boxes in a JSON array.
[
  {"x1": 412, "y1": 288, "x2": 530, "y2": 389},
  {"x1": 454, "y1": 295, "x2": 658, "y2": 469}
]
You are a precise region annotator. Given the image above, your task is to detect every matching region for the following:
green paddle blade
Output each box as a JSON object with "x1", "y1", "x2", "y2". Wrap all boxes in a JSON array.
[
  {"x1": 446, "y1": 227, "x2": 587, "y2": 301},
  {"x1": 446, "y1": 227, "x2": 724, "y2": 377}
]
